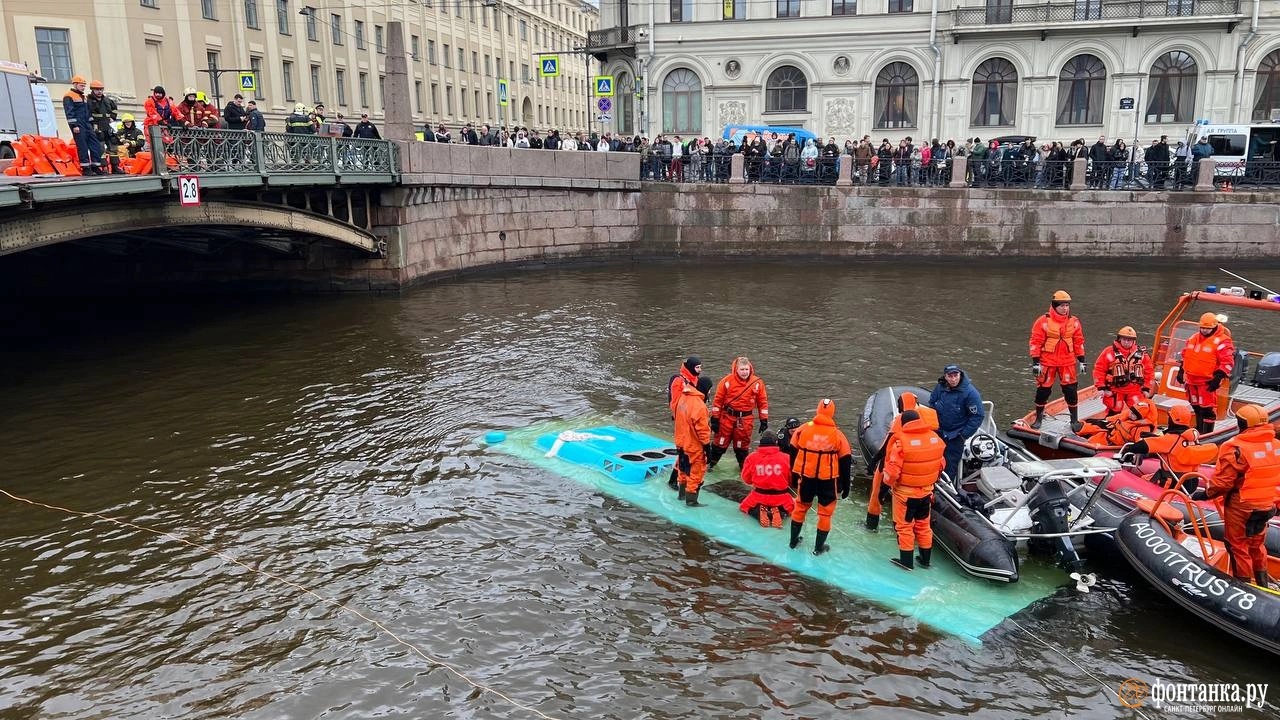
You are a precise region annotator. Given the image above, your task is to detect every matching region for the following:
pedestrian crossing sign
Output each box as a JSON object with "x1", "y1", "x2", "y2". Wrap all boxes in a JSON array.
[
  {"x1": 238, "y1": 72, "x2": 256, "y2": 92},
  {"x1": 593, "y1": 76, "x2": 614, "y2": 97},
  {"x1": 498, "y1": 79, "x2": 508, "y2": 106},
  {"x1": 539, "y1": 55, "x2": 560, "y2": 77}
]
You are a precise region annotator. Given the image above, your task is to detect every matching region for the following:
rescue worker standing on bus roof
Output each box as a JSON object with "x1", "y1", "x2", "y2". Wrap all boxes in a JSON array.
[
  {"x1": 866, "y1": 392, "x2": 937, "y2": 531},
  {"x1": 789, "y1": 399, "x2": 853, "y2": 556},
  {"x1": 1094, "y1": 326, "x2": 1153, "y2": 414},
  {"x1": 884, "y1": 409, "x2": 947, "y2": 570},
  {"x1": 62, "y1": 75, "x2": 105, "y2": 175},
  {"x1": 1178, "y1": 312, "x2": 1235, "y2": 434},
  {"x1": 1030, "y1": 290, "x2": 1086, "y2": 432},
  {"x1": 1201, "y1": 404, "x2": 1280, "y2": 588},
  {"x1": 708, "y1": 356, "x2": 769, "y2": 472},
  {"x1": 1122, "y1": 402, "x2": 1217, "y2": 493},
  {"x1": 673, "y1": 378, "x2": 712, "y2": 507},
  {"x1": 667, "y1": 356, "x2": 702, "y2": 492},
  {"x1": 86, "y1": 80, "x2": 119, "y2": 173}
]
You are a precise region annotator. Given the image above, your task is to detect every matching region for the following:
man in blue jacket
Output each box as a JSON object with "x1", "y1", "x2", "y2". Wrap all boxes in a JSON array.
[{"x1": 929, "y1": 364, "x2": 985, "y2": 482}]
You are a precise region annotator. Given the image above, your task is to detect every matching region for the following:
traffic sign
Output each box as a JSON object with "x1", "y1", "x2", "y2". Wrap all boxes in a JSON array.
[
  {"x1": 238, "y1": 72, "x2": 256, "y2": 93},
  {"x1": 596, "y1": 97, "x2": 612, "y2": 113},
  {"x1": 596, "y1": 113, "x2": 612, "y2": 122},
  {"x1": 178, "y1": 175, "x2": 201, "y2": 207},
  {"x1": 593, "y1": 76, "x2": 614, "y2": 97},
  {"x1": 498, "y1": 79, "x2": 508, "y2": 107},
  {"x1": 538, "y1": 55, "x2": 560, "y2": 77}
]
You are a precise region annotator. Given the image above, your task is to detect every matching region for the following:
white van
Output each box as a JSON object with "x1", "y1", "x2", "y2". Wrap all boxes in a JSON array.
[{"x1": 1185, "y1": 123, "x2": 1280, "y2": 174}]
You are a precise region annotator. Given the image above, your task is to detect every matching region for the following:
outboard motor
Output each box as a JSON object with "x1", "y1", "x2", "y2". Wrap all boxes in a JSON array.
[
  {"x1": 1254, "y1": 352, "x2": 1280, "y2": 390},
  {"x1": 1026, "y1": 481, "x2": 1085, "y2": 572}
]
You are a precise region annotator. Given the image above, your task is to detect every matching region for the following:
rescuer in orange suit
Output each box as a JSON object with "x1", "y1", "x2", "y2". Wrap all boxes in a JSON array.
[
  {"x1": 1079, "y1": 397, "x2": 1159, "y2": 446},
  {"x1": 1121, "y1": 402, "x2": 1217, "y2": 493},
  {"x1": 667, "y1": 356, "x2": 703, "y2": 492},
  {"x1": 739, "y1": 433, "x2": 794, "y2": 528},
  {"x1": 788, "y1": 399, "x2": 853, "y2": 556},
  {"x1": 1030, "y1": 290, "x2": 1086, "y2": 432},
  {"x1": 1093, "y1": 326, "x2": 1153, "y2": 414},
  {"x1": 866, "y1": 392, "x2": 938, "y2": 531},
  {"x1": 709, "y1": 356, "x2": 770, "y2": 472},
  {"x1": 1200, "y1": 404, "x2": 1280, "y2": 587},
  {"x1": 1178, "y1": 312, "x2": 1235, "y2": 433},
  {"x1": 884, "y1": 409, "x2": 947, "y2": 570},
  {"x1": 673, "y1": 379, "x2": 712, "y2": 507}
]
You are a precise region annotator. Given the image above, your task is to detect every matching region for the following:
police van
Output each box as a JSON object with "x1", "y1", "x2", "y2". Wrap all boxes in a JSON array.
[{"x1": 1184, "y1": 122, "x2": 1280, "y2": 174}]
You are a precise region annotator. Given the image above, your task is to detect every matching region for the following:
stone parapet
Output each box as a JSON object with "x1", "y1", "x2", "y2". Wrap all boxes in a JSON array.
[{"x1": 396, "y1": 140, "x2": 641, "y2": 190}]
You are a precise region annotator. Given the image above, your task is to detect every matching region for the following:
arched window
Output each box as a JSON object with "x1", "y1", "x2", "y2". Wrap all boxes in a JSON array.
[
  {"x1": 1253, "y1": 49, "x2": 1280, "y2": 122},
  {"x1": 1146, "y1": 51, "x2": 1197, "y2": 123},
  {"x1": 1056, "y1": 54, "x2": 1106, "y2": 126},
  {"x1": 765, "y1": 65, "x2": 808, "y2": 112},
  {"x1": 617, "y1": 71, "x2": 635, "y2": 134},
  {"x1": 971, "y1": 57, "x2": 1017, "y2": 126},
  {"x1": 661, "y1": 68, "x2": 701, "y2": 134},
  {"x1": 874, "y1": 62, "x2": 919, "y2": 129}
]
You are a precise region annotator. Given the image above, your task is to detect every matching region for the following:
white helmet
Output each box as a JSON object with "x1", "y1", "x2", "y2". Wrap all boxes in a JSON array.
[{"x1": 294, "y1": 102, "x2": 306, "y2": 113}]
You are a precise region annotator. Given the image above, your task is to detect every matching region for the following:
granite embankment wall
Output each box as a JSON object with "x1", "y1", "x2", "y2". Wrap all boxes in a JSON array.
[{"x1": 378, "y1": 142, "x2": 1280, "y2": 288}]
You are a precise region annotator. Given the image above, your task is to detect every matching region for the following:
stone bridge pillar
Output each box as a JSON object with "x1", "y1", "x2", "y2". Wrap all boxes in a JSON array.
[{"x1": 384, "y1": 22, "x2": 413, "y2": 142}]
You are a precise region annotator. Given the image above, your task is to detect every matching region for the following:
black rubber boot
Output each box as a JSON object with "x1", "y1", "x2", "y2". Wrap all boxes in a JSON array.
[
  {"x1": 891, "y1": 549, "x2": 914, "y2": 571},
  {"x1": 734, "y1": 448, "x2": 749, "y2": 469},
  {"x1": 1030, "y1": 407, "x2": 1045, "y2": 430},
  {"x1": 707, "y1": 445, "x2": 727, "y2": 470},
  {"x1": 916, "y1": 547, "x2": 932, "y2": 569},
  {"x1": 864, "y1": 512, "x2": 880, "y2": 532},
  {"x1": 813, "y1": 529, "x2": 830, "y2": 556},
  {"x1": 684, "y1": 489, "x2": 702, "y2": 507},
  {"x1": 1069, "y1": 406, "x2": 1083, "y2": 434},
  {"x1": 677, "y1": 483, "x2": 687, "y2": 501},
  {"x1": 667, "y1": 467, "x2": 679, "y2": 491},
  {"x1": 789, "y1": 521, "x2": 803, "y2": 549}
]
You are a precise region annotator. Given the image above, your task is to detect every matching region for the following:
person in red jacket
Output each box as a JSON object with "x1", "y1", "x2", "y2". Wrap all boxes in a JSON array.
[
  {"x1": 709, "y1": 356, "x2": 770, "y2": 471},
  {"x1": 172, "y1": 88, "x2": 202, "y2": 128},
  {"x1": 1093, "y1": 326, "x2": 1153, "y2": 414},
  {"x1": 673, "y1": 380, "x2": 712, "y2": 507},
  {"x1": 1201, "y1": 404, "x2": 1280, "y2": 586},
  {"x1": 739, "y1": 434, "x2": 794, "y2": 528},
  {"x1": 884, "y1": 409, "x2": 947, "y2": 570},
  {"x1": 1178, "y1": 312, "x2": 1236, "y2": 433},
  {"x1": 1029, "y1": 289, "x2": 1086, "y2": 432},
  {"x1": 143, "y1": 85, "x2": 178, "y2": 135}
]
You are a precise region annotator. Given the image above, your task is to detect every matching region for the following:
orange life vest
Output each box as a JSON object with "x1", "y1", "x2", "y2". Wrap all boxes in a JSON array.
[
  {"x1": 1220, "y1": 428, "x2": 1280, "y2": 508},
  {"x1": 673, "y1": 385, "x2": 711, "y2": 452},
  {"x1": 886, "y1": 418, "x2": 946, "y2": 489},
  {"x1": 1032, "y1": 310, "x2": 1083, "y2": 364},
  {"x1": 1182, "y1": 328, "x2": 1232, "y2": 378},
  {"x1": 1103, "y1": 343, "x2": 1149, "y2": 387},
  {"x1": 791, "y1": 404, "x2": 851, "y2": 480}
]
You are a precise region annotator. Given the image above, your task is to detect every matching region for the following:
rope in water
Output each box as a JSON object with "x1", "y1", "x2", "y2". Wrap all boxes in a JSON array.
[{"x1": 0, "y1": 487, "x2": 564, "y2": 720}]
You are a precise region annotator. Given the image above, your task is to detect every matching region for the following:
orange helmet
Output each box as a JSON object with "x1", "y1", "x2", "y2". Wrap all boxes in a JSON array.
[
  {"x1": 1237, "y1": 404, "x2": 1267, "y2": 429},
  {"x1": 89, "y1": 80, "x2": 104, "y2": 89},
  {"x1": 70, "y1": 75, "x2": 86, "y2": 85},
  {"x1": 1199, "y1": 312, "x2": 1219, "y2": 329},
  {"x1": 1116, "y1": 326, "x2": 1137, "y2": 339},
  {"x1": 1052, "y1": 290, "x2": 1072, "y2": 303},
  {"x1": 1167, "y1": 403, "x2": 1195, "y2": 427}
]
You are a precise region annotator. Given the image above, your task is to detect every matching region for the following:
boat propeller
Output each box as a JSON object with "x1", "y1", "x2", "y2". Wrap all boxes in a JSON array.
[{"x1": 1069, "y1": 572, "x2": 1097, "y2": 593}]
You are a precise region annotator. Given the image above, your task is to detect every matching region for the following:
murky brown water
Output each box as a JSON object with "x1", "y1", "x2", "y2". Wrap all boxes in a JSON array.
[{"x1": 1, "y1": 262, "x2": 1277, "y2": 719}]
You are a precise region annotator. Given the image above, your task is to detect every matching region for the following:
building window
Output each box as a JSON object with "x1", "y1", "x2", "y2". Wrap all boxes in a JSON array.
[
  {"x1": 250, "y1": 56, "x2": 264, "y2": 96},
  {"x1": 522, "y1": 63, "x2": 531, "y2": 82},
  {"x1": 141, "y1": 0, "x2": 158, "y2": 7},
  {"x1": 485, "y1": 54, "x2": 491, "y2": 75},
  {"x1": 777, "y1": 0, "x2": 800, "y2": 17},
  {"x1": 431, "y1": 82, "x2": 439, "y2": 114},
  {"x1": 245, "y1": 0, "x2": 260, "y2": 28},
  {"x1": 444, "y1": 44, "x2": 451, "y2": 68},
  {"x1": 446, "y1": 85, "x2": 453, "y2": 115},
  {"x1": 359, "y1": 71, "x2": 368, "y2": 107},
  {"x1": 336, "y1": 68, "x2": 347, "y2": 105},
  {"x1": 831, "y1": 0, "x2": 855, "y2": 15},
  {"x1": 661, "y1": 67, "x2": 701, "y2": 134},
  {"x1": 1146, "y1": 51, "x2": 1197, "y2": 123},
  {"x1": 472, "y1": 52, "x2": 478, "y2": 73},
  {"x1": 474, "y1": 90, "x2": 480, "y2": 118},
  {"x1": 1056, "y1": 53, "x2": 1106, "y2": 125},
  {"x1": 985, "y1": 0, "x2": 1012, "y2": 23},
  {"x1": 618, "y1": 72, "x2": 634, "y2": 133},
  {"x1": 670, "y1": 0, "x2": 691, "y2": 22},
  {"x1": 971, "y1": 57, "x2": 1017, "y2": 126},
  {"x1": 874, "y1": 61, "x2": 919, "y2": 128},
  {"x1": 379, "y1": 75, "x2": 385, "y2": 110},
  {"x1": 375, "y1": 25, "x2": 384, "y2": 53},
  {"x1": 305, "y1": 7, "x2": 318, "y2": 40},
  {"x1": 276, "y1": 0, "x2": 291, "y2": 34},
  {"x1": 354, "y1": 19, "x2": 365, "y2": 49},
  {"x1": 1074, "y1": 0, "x2": 1101, "y2": 20},
  {"x1": 411, "y1": 35, "x2": 420, "y2": 60},
  {"x1": 310, "y1": 64, "x2": 321, "y2": 102},
  {"x1": 202, "y1": 0, "x2": 217, "y2": 20},
  {"x1": 722, "y1": 0, "x2": 746, "y2": 17},
  {"x1": 520, "y1": 19, "x2": 528, "y2": 40},
  {"x1": 429, "y1": 40, "x2": 437, "y2": 65},
  {"x1": 35, "y1": 27, "x2": 73, "y2": 82},
  {"x1": 282, "y1": 60, "x2": 295, "y2": 101},
  {"x1": 889, "y1": 0, "x2": 913, "y2": 11},
  {"x1": 765, "y1": 65, "x2": 807, "y2": 112},
  {"x1": 415, "y1": 81, "x2": 422, "y2": 113},
  {"x1": 329, "y1": 14, "x2": 343, "y2": 44},
  {"x1": 458, "y1": 48, "x2": 465, "y2": 69},
  {"x1": 206, "y1": 50, "x2": 222, "y2": 98},
  {"x1": 1253, "y1": 50, "x2": 1280, "y2": 121}
]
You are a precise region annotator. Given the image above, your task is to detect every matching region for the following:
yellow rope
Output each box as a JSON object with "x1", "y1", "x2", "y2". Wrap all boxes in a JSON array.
[{"x1": 0, "y1": 488, "x2": 564, "y2": 720}]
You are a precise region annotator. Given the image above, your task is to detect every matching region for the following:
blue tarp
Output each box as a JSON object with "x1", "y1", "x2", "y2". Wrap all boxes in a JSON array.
[{"x1": 485, "y1": 421, "x2": 1060, "y2": 642}]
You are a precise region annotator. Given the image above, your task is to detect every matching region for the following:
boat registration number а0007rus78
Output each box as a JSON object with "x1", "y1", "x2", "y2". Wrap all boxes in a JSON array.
[{"x1": 1127, "y1": 519, "x2": 1258, "y2": 611}]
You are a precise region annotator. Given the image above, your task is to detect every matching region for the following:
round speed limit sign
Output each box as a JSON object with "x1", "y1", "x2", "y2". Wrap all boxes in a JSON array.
[{"x1": 178, "y1": 175, "x2": 201, "y2": 206}]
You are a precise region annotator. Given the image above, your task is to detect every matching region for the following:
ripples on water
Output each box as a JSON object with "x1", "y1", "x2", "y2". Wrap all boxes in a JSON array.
[{"x1": 0, "y1": 263, "x2": 1277, "y2": 719}]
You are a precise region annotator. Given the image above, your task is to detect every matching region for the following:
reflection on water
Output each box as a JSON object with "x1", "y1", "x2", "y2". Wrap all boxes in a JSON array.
[{"x1": 1, "y1": 262, "x2": 1277, "y2": 719}]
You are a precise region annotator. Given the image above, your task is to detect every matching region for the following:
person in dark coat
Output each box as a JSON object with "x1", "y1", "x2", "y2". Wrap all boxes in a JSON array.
[
  {"x1": 929, "y1": 364, "x2": 985, "y2": 482},
  {"x1": 245, "y1": 100, "x2": 266, "y2": 131},
  {"x1": 222, "y1": 94, "x2": 248, "y2": 130},
  {"x1": 352, "y1": 112, "x2": 380, "y2": 138}
]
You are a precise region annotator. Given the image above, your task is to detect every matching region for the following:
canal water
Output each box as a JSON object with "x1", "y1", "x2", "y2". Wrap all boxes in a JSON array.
[{"x1": 1, "y1": 262, "x2": 1277, "y2": 719}]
